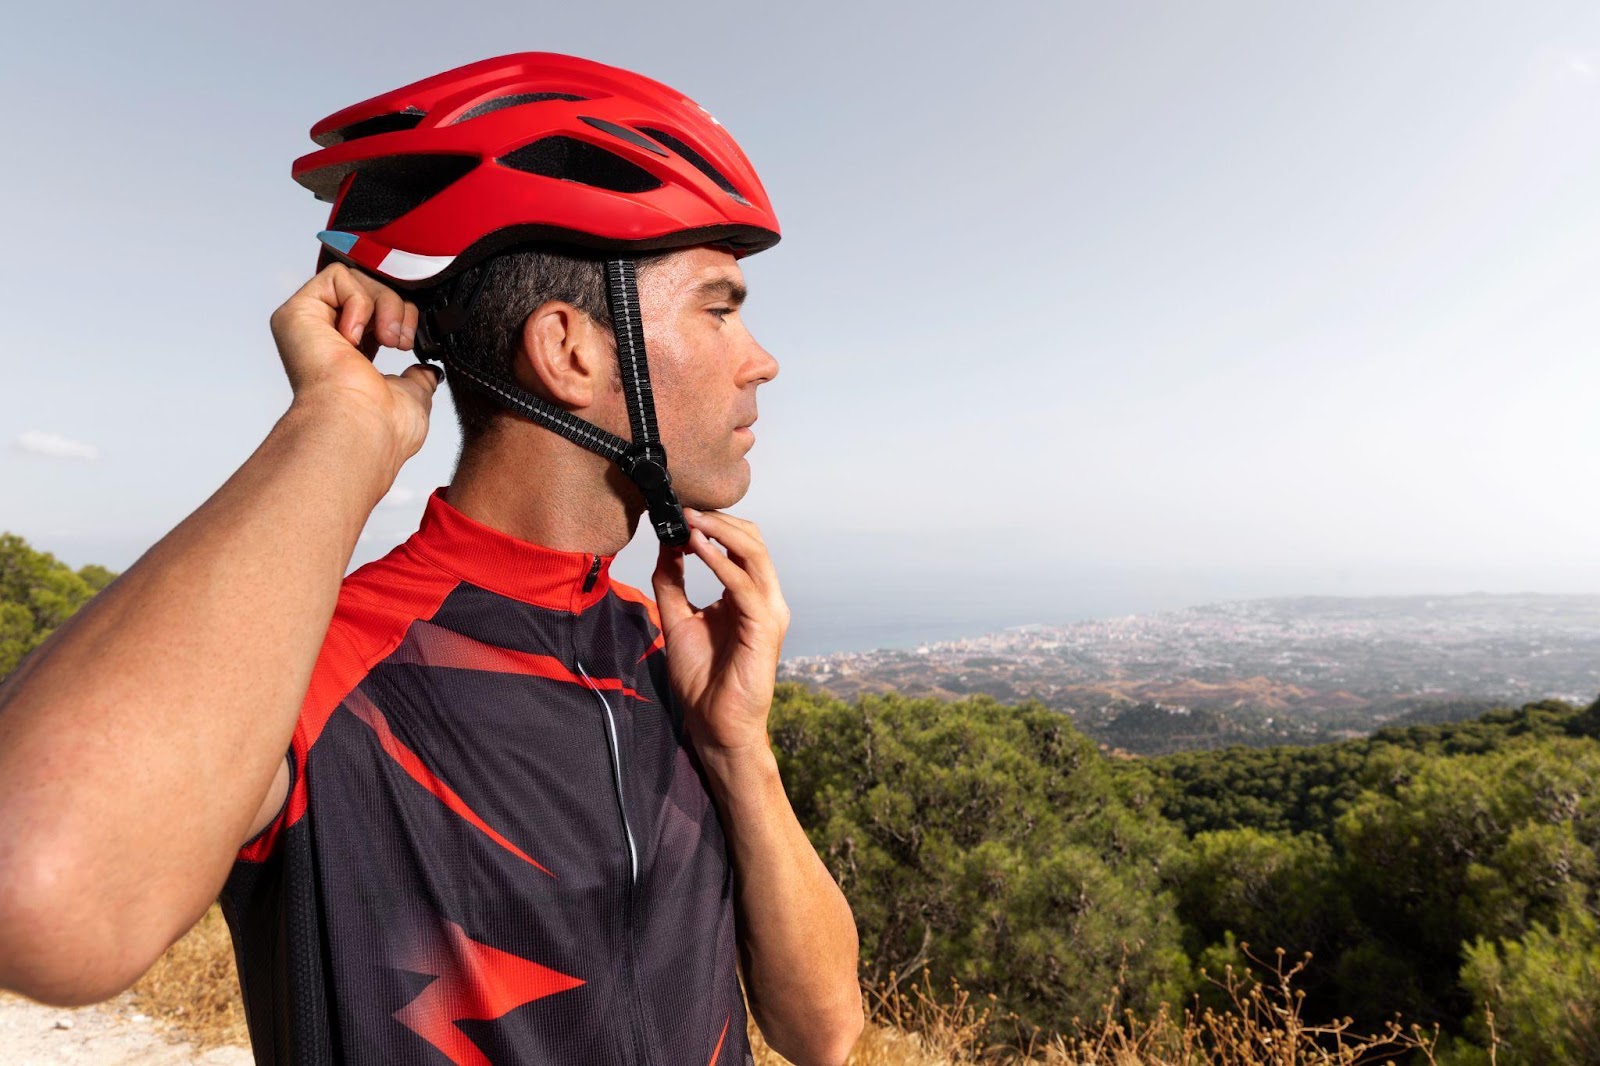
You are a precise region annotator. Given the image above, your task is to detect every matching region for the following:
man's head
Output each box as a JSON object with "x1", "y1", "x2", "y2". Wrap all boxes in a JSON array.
[
  {"x1": 294, "y1": 52, "x2": 783, "y2": 543},
  {"x1": 451, "y1": 244, "x2": 777, "y2": 511}
]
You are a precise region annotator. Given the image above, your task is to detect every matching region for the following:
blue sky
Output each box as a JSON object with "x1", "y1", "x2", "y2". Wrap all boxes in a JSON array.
[{"x1": 4, "y1": 2, "x2": 1599, "y2": 654}]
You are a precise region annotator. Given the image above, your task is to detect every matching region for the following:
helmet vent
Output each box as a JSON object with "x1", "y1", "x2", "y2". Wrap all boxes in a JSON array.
[
  {"x1": 453, "y1": 92, "x2": 587, "y2": 124},
  {"x1": 497, "y1": 137, "x2": 664, "y2": 193},
  {"x1": 313, "y1": 107, "x2": 426, "y2": 148},
  {"x1": 328, "y1": 154, "x2": 478, "y2": 232},
  {"x1": 579, "y1": 116, "x2": 669, "y2": 156},
  {"x1": 636, "y1": 126, "x2": 750, "y2": 206}
]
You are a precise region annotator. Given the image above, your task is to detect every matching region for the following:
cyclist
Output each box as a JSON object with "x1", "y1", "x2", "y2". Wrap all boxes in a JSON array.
[{"x1": 0, "y1": 52, "x2": 862, "y2": 1065}]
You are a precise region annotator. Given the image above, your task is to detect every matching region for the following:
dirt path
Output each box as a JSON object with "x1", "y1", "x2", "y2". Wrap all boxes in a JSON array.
[{"x1": 0, "y1": 992, "x2": 251, "y2": 1065}]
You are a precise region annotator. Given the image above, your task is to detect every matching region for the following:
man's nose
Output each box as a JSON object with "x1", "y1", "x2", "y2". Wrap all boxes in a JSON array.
[{"x1": 743, "y1": 338, "x2": 779, "y2": 385}]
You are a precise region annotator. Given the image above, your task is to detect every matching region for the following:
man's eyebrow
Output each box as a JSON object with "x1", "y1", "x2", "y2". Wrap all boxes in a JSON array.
[{"x1": 690, "y1": 277, "x2": 747, "y2": 306}]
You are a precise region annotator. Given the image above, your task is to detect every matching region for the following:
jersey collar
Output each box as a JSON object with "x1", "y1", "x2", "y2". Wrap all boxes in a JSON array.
[{"x1": 403, "y1": 487, "x2": 615, "y2": 613}]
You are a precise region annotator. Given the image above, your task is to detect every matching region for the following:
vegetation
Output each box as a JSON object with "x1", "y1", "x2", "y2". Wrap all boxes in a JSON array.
[
  {"x1": 771, "y1": 683, "x2": 1600, "y2": 1062},
  {"x1": 1143, "y1": 698, "x2": 1597, "y2": 839},
  {"x1": 770, "y1": 686, "x2": 1191, "y2": 1037},
  {"x1": 4, "y1": 530, "x2": 1594, "y2": 1062},
  {"x1": 0, "y1": 532, "x2": 115, "y2": 677}
]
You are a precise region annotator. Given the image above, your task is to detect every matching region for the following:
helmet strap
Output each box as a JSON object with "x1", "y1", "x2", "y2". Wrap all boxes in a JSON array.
[
  {"x1": 602, "y1": 259, "x2": 689, "y2": 547},
  {"x1": 414, "y1": 258, "x2": 690, "y2": 548}
]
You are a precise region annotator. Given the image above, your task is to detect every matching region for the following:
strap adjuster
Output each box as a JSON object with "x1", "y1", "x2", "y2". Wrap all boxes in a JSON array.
[{"x1": 618, "y1": 447, "x2": 688, "y2": 546}]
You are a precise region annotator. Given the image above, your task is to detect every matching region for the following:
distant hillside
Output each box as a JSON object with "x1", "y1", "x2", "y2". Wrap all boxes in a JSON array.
[
  {"x1": 781, "y1": 592, "x2": 1600, "y2": 754},
  {"x1": 1380, "y1": 696, "x2": 1508, "y2": 728}
]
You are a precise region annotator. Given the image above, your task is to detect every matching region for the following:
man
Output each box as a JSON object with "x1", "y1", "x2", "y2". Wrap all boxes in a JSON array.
[{"x1": 0, "y1": 53, "x2": 862, "y2": 1065}]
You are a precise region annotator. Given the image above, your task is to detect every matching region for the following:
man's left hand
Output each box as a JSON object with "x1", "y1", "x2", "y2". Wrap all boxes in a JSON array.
[{"x1": 651, "y1": 508, "x2": 789, "y2": 759}]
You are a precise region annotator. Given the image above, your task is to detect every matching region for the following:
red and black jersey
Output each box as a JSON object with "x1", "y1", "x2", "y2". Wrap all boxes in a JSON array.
[{"x1": 221, "y1": 488, "x2": 752, "y2": 1065}]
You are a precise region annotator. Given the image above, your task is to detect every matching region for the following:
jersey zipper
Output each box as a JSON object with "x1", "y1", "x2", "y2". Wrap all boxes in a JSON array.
[
  {"x1": 576, "y1": 659, "x2": 654, "y2": 1066},
  {"x1": 582, "y1": 554, "x2": 602, "y2": 594}
]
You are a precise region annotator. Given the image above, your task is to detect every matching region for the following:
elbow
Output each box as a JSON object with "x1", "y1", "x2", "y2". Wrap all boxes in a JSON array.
[
  {"x1": 835, "y1": 989, "x2": 868, "y2": 1065},
  {"x1": 817, "y1": 1007, "x2": 865, "y2": 1066},
  {"x1": 0, "y1": 843, "x2": 151, "y2": 1005},
  {"x1": 797, "y1": 1016, "x2": 865, "y2": 1066},
  {"x1": 761, "y1": 986, "x2": 865, "y2": 1066}
]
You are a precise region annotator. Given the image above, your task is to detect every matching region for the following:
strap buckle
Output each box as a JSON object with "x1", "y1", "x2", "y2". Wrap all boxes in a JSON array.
[{"x1": 618, "y1": 447, "x2": 688, "y2": 546}]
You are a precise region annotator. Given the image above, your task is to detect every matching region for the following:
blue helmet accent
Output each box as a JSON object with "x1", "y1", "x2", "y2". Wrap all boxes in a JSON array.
[{"x1": 317, "y1": 230, "x2": 360, "y2": 255}]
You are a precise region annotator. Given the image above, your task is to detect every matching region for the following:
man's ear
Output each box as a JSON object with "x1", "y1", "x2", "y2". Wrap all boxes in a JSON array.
[{"x1": 513, "y1": 301, "x2": 611, "y2": 409}]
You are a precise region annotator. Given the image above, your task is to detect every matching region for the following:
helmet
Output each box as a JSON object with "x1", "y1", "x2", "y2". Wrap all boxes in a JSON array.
[
  {"x1": 293, "y1": 54, "x2": 782, "y2": 547},
  {"x1": 295, "y1": 52, "x2": 780, "y2": 286}
]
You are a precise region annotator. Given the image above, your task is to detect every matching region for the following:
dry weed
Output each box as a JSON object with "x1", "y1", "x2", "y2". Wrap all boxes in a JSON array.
[
  {"x1": 127, "y1": 904, "x2": 249, "y2": 1050},
  {"x1": 135, "y1": 913, "x2": 1482, "y2": 1066}
]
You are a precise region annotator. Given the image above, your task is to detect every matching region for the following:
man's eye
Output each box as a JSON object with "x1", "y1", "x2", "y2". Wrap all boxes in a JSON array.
[{"x1": 708, "y1": 307, "x2": 733, "y2": 319}]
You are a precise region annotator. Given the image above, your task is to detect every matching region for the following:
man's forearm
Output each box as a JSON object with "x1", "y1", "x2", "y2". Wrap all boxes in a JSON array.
[
  {"x1": 0, "y1": 399, "x2": 395, "y2": 1003},
  {"x1": 700, "y1": 744, "x2": 863, "y2": 1066}
]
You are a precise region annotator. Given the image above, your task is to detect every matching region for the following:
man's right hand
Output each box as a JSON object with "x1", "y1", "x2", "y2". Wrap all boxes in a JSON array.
[{"x1": 269, "y1": 263, "x2": 442, "y2": 478}]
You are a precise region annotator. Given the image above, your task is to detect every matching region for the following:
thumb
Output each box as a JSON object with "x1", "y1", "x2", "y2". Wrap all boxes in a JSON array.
[
  {"x1": 652, "y1": 545, "x2": 695, "y2": 633},
  {"x1": 396, "y1": 362, "x2": 442, "y2": 404}
]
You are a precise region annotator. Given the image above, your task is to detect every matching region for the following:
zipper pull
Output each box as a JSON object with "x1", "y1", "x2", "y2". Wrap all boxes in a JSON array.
[{"x1": 582, "y1": 553, "x2": 602, "y2": 594}]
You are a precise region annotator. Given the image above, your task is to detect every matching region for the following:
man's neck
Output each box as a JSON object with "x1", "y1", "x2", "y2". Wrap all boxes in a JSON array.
[{"x1": 445, "y1": 423, "x2": 644, "y2": 556}]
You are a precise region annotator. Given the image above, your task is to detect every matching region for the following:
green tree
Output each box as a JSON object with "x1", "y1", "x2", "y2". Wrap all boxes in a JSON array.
[
  {"x1": 1335, "y1": 737, "x2": 1600, "y2": 1026},
  {"x1": 1169, "y1": 828, "x2": 1349, "y2": 981},
  {"x1": 1455, "y1": 903, "x2": 1600, "y2": 1065},
  {"x1": 0, "y1": 532, "x2": 118, "y2": 677},
  {"x1": 1137, "y1": 698, "x2": 1595, "y2": 841},
  {"x1": 769, "y1": 683, "x2": 1190, "y2": 1035}
]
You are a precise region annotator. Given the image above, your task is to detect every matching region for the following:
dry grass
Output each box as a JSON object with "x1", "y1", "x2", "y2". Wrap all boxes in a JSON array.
[
  {"x1": 127, "y1": 905, "x2": 248, "y2": 1050},
  {"x1": 1031, "y1": 946, "x2": 1451, "y2": 1066},
  {"x1": 140, "y1": 912, "x2": 1474, "y2": 1064},
  {"x1": 757, "y1": 948, "x2": 1461, "y2": 1066}
]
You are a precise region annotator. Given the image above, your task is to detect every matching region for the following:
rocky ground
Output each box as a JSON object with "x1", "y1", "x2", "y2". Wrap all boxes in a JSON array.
[{"x1": 0, "y1": 992, "x2": 251, "y2": 1065}]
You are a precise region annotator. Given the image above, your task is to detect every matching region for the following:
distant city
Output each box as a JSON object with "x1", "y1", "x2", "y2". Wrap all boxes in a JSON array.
[{"x1": 778, "y1": 593, "x2": 1600, "y2": 755}]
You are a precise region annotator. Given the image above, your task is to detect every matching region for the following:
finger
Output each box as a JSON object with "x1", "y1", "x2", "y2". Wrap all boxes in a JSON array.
[
  {"x1": 699, "y1": 509, "x2": 764, "y2": 542},
  {"x1": 273, "y1": 272, "x2": 334, "y2": 342},
  {"x1": 333, "y1": 285, "x2": 374, "y2": 348},
  {"x1": 684, "y1": 528, "x2": 767, "y2": 620},
  {"x1": 370, "y1": 286, "x2": 407, "y2": 349},
  {"x1": 684, "y1": 509, "x2": 780, "y2": 597},
  {"x1": 395, "y1": 363, "x2": 441, "y2": 408},
  {"x1": 398, "y1": 301, "x2": 420, "y2": 352},
  {"x1": 651, "y1": 544, "x2": 696, "y2": 631},
  {"x1": 295, "y1": 264, "x2": 350, "y2": 321}
]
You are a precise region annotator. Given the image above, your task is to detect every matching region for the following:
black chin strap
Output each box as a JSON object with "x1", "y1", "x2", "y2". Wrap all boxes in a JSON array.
[
  {"x1": 602, "y1": 260, "x2": 689, "y2": 546},
  {"x1": 414, "y1": 257, "x2": 690, "y2": 547}
]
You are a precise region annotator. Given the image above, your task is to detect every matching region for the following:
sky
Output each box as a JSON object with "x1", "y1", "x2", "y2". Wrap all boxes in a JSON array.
[{"x1": 3, "y1": 2, "x2": 1599, "y2": 655}]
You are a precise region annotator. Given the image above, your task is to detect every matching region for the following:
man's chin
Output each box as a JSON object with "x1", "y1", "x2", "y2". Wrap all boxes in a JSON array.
[{"x1": 677, "y1": 462, "x2": 752, "y2": 512}]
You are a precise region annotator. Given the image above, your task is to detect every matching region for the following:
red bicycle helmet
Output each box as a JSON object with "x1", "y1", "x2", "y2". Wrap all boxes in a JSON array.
[{"x1": 294, "y1": 52, "x2": 780, "y2": 285}]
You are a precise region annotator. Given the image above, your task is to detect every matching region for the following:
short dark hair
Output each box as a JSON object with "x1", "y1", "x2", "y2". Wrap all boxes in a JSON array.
[{"x1": 446, "y1": 246, "x2": 666, "y2": 446}]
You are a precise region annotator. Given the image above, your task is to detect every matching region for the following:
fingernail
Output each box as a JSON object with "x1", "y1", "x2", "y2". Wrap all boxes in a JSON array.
[
  {"x1": 401, "y1": 325, "x2": 415, "y2": 344},
  {"x1": 683, "y1": 507, "x2": 700, "y2": 520}
]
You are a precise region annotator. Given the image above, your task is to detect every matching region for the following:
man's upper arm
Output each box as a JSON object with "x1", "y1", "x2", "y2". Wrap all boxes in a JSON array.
[{"x1": 243, "y1": 757, "x2": 291, "y2": 847}]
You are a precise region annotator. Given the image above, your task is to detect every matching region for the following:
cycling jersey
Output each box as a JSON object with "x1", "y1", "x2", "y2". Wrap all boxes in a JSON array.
[{"x1": 221, "y1": 487, "x2": 752, "y2": 1065}]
